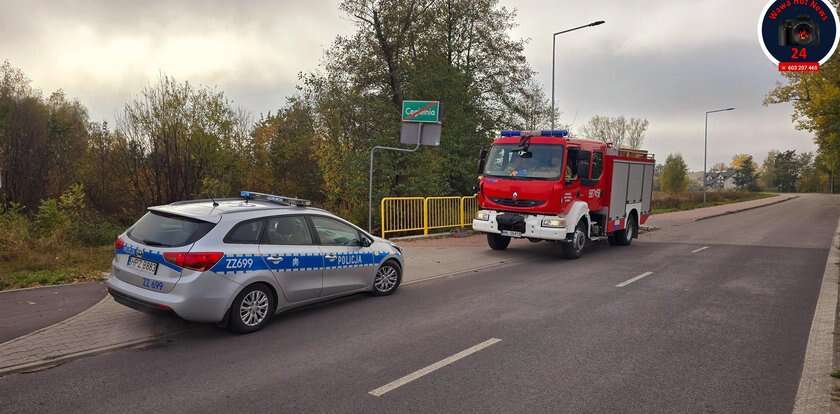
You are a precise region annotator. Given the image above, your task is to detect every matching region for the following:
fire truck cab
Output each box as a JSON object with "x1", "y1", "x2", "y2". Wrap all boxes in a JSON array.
[{"x1": 472, "y1": 130, "x2": 655, "y2": 259}]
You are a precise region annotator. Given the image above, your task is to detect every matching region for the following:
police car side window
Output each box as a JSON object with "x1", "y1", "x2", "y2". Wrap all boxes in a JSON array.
[
  {"x1": 310, "y1": 216, "x2": 361, "y2": 246},
  {"x1": 224, "y1": 219, "x2": 264, "y2": 244},
  {"x1": 261, "y1": 216, "x2": 313, "y2": 246}
]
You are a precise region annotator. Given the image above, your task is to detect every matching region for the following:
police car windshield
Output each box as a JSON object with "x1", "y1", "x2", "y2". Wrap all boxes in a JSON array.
[
  {"x1": 127, "y1": 212, "x2": 216, "y2": 248},
  {"x1": 483, "y1": 144, "x2": 565, "y2": 179}
]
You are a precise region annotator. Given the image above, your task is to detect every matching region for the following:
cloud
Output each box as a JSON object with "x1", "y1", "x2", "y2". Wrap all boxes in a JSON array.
[
  {"x1": 0, "y1": 0, "x2": 354, "y2": 120},
  {"x1": 503, "y1": 0, "x2": 816, "y2": 169},
  {"x1": 0, "y1": 0, "x2": 817, "y2": 170}
]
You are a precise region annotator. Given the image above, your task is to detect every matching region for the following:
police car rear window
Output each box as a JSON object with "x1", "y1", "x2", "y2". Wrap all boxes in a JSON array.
[{"x1": 127, "y1": 212, "x2": 215, "y2": 248}]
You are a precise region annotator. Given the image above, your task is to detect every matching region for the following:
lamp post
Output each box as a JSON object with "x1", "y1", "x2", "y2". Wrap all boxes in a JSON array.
[
  {"x1": 551, "y1": 20, "x2": 605, "y2": 129},
  {"x1": 704, "y1": 107, "x2": 736, "y2": 204}
]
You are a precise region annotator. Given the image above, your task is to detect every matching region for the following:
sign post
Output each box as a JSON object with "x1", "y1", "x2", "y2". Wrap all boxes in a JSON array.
[{"x1": 368, "y1": 101, "x2": 442, "y2": 232}]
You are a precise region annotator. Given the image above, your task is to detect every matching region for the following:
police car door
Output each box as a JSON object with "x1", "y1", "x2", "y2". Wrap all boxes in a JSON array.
[
  {"x1": 258, "y1": 215, "x2": 324, "y2": 302},
  {"x1": 309, "y1": 215, "x2": 374, "y2": 296}
]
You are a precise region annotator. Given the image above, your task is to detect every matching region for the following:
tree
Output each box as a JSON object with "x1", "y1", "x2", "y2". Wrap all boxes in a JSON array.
[
  {"x1": 761, "y1": 150, "x2": 801, "y2": 192},
  {"x1": 117, "y1": 74, "x2": 250, "y2": 206},
  {"x1": 305, "y1": 0, "x2": 547, "y2": 224},
  {"x1": 660, "y1": 154, "x2": 689, "y2": 194},
  {"x1": 730, "y1": 154, "x2": 758, "y2": 191},
  {"x1": 580, "y1": 115, "x2": 649, "y2": 148}
]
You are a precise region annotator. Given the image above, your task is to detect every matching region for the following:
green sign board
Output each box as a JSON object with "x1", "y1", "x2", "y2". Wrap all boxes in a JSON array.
[{"x1": 401, "y1": 100, "x2": 440, "y2": 123}]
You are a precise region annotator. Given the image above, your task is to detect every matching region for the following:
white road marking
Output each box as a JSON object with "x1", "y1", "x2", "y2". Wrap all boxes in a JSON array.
[
  {"x1": 691, "y1": 246, "x2": 710, "y2": 254},
  {"x1": 368, "y1": 338, "x2": 502, "y2": 397},
  {"x1": 616, "y1": 272, "x2": 654, "y2": 288}
]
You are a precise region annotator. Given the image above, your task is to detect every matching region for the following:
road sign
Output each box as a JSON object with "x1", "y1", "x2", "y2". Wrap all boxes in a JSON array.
[
  {"x1": 401, "y1": 100, "x2": 440, "y2": 123},
  {"x1": 400, "y1": 122, "x2": 441, "y2": 146}
]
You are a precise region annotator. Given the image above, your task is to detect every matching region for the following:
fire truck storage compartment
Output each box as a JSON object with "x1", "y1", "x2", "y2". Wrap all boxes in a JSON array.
[{"x1": 609, "y1": 161, "x2": 654, "y2": 221}]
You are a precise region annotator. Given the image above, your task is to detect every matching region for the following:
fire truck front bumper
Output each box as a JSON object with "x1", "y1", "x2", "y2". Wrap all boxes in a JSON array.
[{"x1": 472, "y1": 210, "x2": 569, "y2": 241}]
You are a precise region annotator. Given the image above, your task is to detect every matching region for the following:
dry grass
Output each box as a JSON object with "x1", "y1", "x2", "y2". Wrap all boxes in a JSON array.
[
  {"x1": 0, "y1": 244, "x2": 113, "y2": 290},
  {"x1": 652, "y1": 191, "x2": 775, "y2": 214}
]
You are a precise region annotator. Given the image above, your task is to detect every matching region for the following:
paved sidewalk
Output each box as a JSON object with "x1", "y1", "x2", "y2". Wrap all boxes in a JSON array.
[
  {"x1": 0, "y1": 282, "x2": 106, "y2": 342},
  {"x1": 0, "y1": 193, "x2": 798, "y2": 376}
]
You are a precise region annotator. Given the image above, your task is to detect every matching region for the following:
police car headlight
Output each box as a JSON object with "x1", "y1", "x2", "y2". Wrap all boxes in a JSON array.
[
  {"x1": 475, "y1": 211, "x2": 490, "y2": 221},
  {"x1": 541, "y1": 217, "x2": 566, "y2": 228}
]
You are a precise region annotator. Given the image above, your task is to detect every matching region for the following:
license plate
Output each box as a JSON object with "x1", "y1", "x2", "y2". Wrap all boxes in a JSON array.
[
  {"x1": 500, "y1": 230, "x2": 522, "y2": 238},
  {"x1": 128, "y1": 256, "x2": 159, "y2": 275}
]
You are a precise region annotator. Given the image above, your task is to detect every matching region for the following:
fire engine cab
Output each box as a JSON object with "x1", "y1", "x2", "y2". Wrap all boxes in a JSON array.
[{"x1": 472, "y1": 130, "x2": 655, "y2": 259}]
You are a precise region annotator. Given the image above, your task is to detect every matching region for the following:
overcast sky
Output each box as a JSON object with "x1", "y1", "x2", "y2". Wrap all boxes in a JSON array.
[{"x1": 0, "y1": 0, "x2": 818, "y2": 170}]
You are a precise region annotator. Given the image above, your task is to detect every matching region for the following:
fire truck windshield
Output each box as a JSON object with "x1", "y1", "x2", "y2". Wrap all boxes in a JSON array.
[{"x1": 483, "y1": 144, "x2": 565, "y2": 179}]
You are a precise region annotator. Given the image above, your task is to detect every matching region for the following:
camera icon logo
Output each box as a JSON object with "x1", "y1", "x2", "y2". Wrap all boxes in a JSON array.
[{"x1": 779, "y1": 15, "x2": 820, "y2": 47}]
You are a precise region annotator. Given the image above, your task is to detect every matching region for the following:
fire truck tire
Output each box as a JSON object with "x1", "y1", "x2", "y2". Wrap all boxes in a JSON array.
[
  {"x1": 612, "y1": 214, "x2": 637, "y2": 246},
  {"x1": 562, "y1": 221, "x2": 587, "y2": 259},
  {"x1": 487, "y1": 234, "x2": 511, "y2": 250}
]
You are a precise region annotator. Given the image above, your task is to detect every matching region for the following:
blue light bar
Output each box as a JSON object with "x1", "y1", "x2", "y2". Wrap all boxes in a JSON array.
[
  {"x1": 500, "y1": 130, "x2": 521, "y2": 137},
  {"x1": 540, "y1": 130, "x2": 569, "y2": 137}
]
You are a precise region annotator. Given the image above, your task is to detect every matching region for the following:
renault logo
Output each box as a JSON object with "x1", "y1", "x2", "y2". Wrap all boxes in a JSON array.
[{"x1": 512, "y1": 192, "x2": 518, "y2": 200}]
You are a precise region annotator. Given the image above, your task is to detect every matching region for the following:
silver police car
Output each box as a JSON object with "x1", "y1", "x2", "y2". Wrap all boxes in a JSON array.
[{"x1": 107, "y1": 191, "x2": 404, "y2": 333}]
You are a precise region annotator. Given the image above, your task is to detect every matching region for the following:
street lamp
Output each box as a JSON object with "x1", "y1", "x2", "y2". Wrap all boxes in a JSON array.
[
  {"x1": 551, "y1": 20, "x2": 605, "y2": 129},
  {"x1": 704, "y1": 107, "x2": 736, "y2": 204}
]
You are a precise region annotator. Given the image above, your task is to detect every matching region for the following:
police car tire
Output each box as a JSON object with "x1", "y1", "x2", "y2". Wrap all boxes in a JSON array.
[
  {"x1": 371, "y1": 260, "x2": 402, "y2": 296},
  {"x1": 228, "y1": 283, "x2": 277, "y2": 334},
  {"x1": 487, "y1": 234, "x2": 511, "y2": 250}
]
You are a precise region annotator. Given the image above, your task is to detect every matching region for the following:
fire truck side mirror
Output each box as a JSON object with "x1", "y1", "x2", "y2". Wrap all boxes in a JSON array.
[{"x1": 477, "y1": 148, "x2": 488, "y2": 174}]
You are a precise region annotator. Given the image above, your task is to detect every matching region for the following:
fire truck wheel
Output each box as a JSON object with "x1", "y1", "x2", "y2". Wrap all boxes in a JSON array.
[
  {"x1": 612, "y1": 214, "x2": 637, "y2": 246},
  {"x1": 487, "y1": 234, "x2": 511, "y2": 250},
  {"x1": 562, "y1": 221, "x2": 587, "y2": 259}
]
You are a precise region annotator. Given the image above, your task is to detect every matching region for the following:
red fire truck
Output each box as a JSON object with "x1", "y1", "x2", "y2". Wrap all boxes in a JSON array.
[{"x1": 472, "y1": 129, "x2": 655, "y2": 259}]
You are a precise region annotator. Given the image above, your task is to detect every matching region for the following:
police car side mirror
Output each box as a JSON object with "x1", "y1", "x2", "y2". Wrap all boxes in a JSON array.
[{"x1": 359, "y1": 237, "x2": 373, "y2": 247}]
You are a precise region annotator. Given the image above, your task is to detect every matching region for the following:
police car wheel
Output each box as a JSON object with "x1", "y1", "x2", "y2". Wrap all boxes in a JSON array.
[
  {"x1": 372, "y1": 261, "x2": 401, "y2": 296},
  {"x1": 228, "y1": 284, "x2": 276, "y2": 334}
]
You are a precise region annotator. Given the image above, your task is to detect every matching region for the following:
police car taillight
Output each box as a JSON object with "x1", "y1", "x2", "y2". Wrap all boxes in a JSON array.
[
  {"x1": 163, "y1": 252, "x2": 224, "y2": 272},
  {"x1": 115, "y1": 236, "x2": 125, "y2": 250}
]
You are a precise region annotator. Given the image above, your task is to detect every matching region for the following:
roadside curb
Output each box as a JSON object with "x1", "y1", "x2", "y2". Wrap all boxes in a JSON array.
[
  {"x1": 694, "y1": 195, "x2": 798, "y2": 222},
  {"x1": 792, "y1": 215, "x2": 840, "y2": 413},
  {"x1": 0, "y1": 330, "x2": 189, "y2": 377}
]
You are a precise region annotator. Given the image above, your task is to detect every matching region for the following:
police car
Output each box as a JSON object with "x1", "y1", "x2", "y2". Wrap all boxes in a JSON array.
[{"x1": 107, "y1": 191, "x2": 404, "y2": 333}]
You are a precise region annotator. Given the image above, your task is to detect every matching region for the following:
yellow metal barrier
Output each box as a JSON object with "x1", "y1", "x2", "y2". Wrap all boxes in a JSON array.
[{"x1": 380, "y1": 195, "x2": 477, "y2": 238}]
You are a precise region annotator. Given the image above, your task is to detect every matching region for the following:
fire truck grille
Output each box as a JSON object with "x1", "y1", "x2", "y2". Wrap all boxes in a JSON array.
[
  {"x1": 491, "y1": 198, "x2": 545, "y2": 208},
  {"x1": 496, "y1": 213, "x2": 526, "y2": 233}
]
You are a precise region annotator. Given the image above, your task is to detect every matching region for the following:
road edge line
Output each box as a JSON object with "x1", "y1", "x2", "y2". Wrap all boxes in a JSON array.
[
  {"x1": 792, "y1": 215, "x2": 840, "y2": 414},
  {"x1": 694, "y1": 195, "x2": 798, "y2": 222}
]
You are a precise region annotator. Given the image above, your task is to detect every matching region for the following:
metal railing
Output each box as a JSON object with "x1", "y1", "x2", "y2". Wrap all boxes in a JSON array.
[{"x1": 380, "y1": 195, "x2": 478, "y2": 238}]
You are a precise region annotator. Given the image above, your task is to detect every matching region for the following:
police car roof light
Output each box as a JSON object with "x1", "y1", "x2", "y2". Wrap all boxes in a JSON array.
[{"x1": 239, "y1": 191, "x2": 312, "y2": 207}]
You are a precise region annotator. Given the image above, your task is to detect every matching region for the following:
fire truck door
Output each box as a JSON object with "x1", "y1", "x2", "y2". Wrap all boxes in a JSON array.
[
  {"x1": 564, "y1": 147, "x2": 583, "y2": 203},
  {"x1": 582, "y1": 151, "x2": 605, "y2": 212}
]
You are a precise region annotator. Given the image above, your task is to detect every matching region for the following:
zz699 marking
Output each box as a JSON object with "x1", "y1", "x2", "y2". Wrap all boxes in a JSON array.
[{"x1": 225, "y1": 257, "x2": 254, "y2": 271}]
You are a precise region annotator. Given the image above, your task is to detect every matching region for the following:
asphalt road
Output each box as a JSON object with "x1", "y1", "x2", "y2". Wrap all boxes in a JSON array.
[
  {"x1": 0, "y1": 194, "x2": 837, "y2": 414},
  {"x1": 0, "y1": 282, "x2": 106, "y2": 343}
]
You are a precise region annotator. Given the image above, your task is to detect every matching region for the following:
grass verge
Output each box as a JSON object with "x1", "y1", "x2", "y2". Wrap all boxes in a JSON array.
[
  {"x1": 651, "y1": 191, "x2": 776, "y2": 215},
  {"x1": 0, "y1": 245, "x2": 112, "y2": 291}
]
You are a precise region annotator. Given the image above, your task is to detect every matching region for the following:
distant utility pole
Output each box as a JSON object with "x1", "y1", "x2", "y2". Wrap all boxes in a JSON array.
[
  {"x1": 551, "y1": 20, "x2": 605, "y2": 129},
  {"x1": 704, "y1": 107, "x2": 735, "y2": 204}
]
